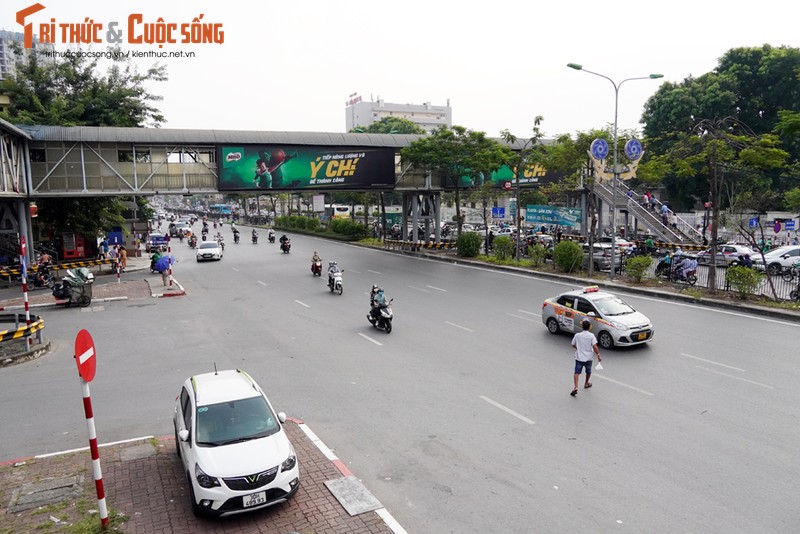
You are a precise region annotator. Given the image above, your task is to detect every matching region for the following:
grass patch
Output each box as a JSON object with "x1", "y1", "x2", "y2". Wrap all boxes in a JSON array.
[
  {"x1": 478, "y1": 255, "x2": 535, "y2": 268},
  {"x1": 67, "y1": 507, "x2": 128, "y2": 533},
  {"x1": 32, "y1": 502, "x2": 69, "y2": 516}
]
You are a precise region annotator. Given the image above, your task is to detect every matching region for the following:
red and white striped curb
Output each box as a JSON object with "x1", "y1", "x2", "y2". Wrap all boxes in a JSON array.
[
  {"x1": 288, "y1": 417, "x2": 407, "y2": 534},
  {"x1": 152, "y1": 278, "x2": 185, "y2": 298}
]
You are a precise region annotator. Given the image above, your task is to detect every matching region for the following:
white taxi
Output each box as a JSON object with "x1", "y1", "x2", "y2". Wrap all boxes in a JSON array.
[{"x1": 541, "y1": 286, "x2": 654, "y2": 348}]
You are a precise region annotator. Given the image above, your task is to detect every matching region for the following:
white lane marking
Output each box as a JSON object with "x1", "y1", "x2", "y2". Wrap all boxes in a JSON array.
[
  {"x1": 624, "y1": 294, "x2": 800, "y2": 327},
  {"x1": 231, "y1": 267, "x2": 239, "y2": 272},
  {"x1": 680, "y1": 353, "x2": 745, "y2": 372},
  {"x1": 295, "y1": 300, "x2": 310, "y2": 308},
  {"x1": 426, "y1": 285, "x2": 447, "y2": 292},
  {"x1": 445, "y1": 321, "x2": 473, "y2": 332},
  {"x1": 695, "y1": 366, "x2": 774, "y2": 389},
  {"x1": 297, "y1": 424, "x2": 338, "y2": 461},
  {"x1": 348, "y1": 269, "x2": 361, "y2": 274},
  {"x1": 479, "y1": 395, "x2": 535, "y2": 425},
  {"x1": 375, "y1": 508, "x2": 409, "y2": 534},
  {"x1": 507, "y1": 312, "x2": 536, "y2": 322},
  {"x1": 592, "y1": 374, "x2": 654, "y2": 396},
  {"x1": 358, "y1": 333, "x2": 383, "y2": 346},
  {"x1": 517, "y1": 309, "x2": 540, "y2": 317},
  {"x1": 78, "y1": 347, "x2": 94, "y2": 365},
  {"x1": 368, "y1": 269, "x2": 382, "y2": 275},
  {"x1": 408, "y1": 285, "x2": 430, "y2": 292},
  {"x1": 35, "y1": 436, "x2": 154, "y2": 459},
  {"x1": 257, "y1": 281, "x2": 267, "y2": 286}
]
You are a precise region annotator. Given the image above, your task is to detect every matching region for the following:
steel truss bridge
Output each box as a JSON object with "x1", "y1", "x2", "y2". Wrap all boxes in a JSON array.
[{"x1": 0, "y1": 120, "x2": 699, "y2": 263}]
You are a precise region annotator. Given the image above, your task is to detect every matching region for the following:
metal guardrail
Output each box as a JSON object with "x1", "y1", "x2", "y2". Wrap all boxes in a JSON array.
[
  {"x1": 0, "y1": 258, "x2": 112, "y2": 278},
  {"x1": 0, "y1": 313, "x2": 44, "y2": 343}
]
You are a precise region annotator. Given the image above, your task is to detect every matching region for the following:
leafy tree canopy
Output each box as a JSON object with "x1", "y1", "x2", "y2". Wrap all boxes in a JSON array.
[
  {"x1": 0, "y1": 45, "x2": 168, "y2": 238},
  {"x1": 350, "y1": 117, "x2": 425, "y2": 134}
]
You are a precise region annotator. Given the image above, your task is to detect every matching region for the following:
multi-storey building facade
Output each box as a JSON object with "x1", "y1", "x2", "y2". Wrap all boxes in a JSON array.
[{"x1": 345, "y1": 96, "x2": 452, "y2": 133}]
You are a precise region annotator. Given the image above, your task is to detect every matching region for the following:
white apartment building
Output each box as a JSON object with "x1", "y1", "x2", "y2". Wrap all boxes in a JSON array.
[
  {"x1": 346, "y1": 96, "x2": 452, "y2": 133},
  {"x1": 0, "y1": 30, "x2": 53, "y2": 80}
]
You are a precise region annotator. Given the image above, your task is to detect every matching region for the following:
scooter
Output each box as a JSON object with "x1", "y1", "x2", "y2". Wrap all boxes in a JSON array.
[
  {"x1": 367, "y1": 299, "x2": 393, "y2": 333},
  {"x1": 328, "y1": 271, "x2": 343, "y2": 294},
  {"x1": 233, "y1": 232, "x2": 240, "y2": 244},
  {"x1": 188, "y1": 235, "x2": 197, "y2": 249},
  {"x1": 252, "y1": 233, "x2": 258, "y2": 244},
  {"x1": 268, "y1": 232, "x2": 276, "y2": 244},
  {"x1": 31, "y1": 264, "x2": 56, "y2": 290},
  {"x1": 280, "y1": 239, "x2": 291, "y2": 254},
  {"x1": 311, "y1": 260, "x2": 322, "y2": 276}
]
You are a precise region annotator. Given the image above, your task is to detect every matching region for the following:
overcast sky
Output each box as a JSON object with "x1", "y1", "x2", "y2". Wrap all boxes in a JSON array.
[{"x1": 3, "y1": 1, "x2": 798, "y2": 139}]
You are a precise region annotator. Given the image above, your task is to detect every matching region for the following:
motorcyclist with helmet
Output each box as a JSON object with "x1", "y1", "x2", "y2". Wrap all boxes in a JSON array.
[
  {"x1": 327, "y1": 260, "x2": 341, "y2": 289},
  {"x1": 251, "y1": 228, "x2": 258, "y2": 243},
  {"x1": 369, "y1": 287, "x2": 388, "y2": 322}
]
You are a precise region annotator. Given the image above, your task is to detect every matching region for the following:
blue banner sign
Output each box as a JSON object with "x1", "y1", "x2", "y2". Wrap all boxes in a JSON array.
[
  {"x1": 525, "y1": 206, "x2": 582, "y2": 227},
  {"x1": 492, "y1": 207, "x2": 506, "y2": 219}
]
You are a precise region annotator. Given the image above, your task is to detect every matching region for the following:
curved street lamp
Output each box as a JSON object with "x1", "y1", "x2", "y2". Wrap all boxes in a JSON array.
[{"x1": 567, "y1": 63, "x2": 663, "y2": 280}]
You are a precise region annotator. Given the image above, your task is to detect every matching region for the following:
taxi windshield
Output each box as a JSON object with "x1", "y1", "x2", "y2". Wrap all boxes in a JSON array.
[{"x1": 593, "y1": 296, "x2": 635, "y2": 316}]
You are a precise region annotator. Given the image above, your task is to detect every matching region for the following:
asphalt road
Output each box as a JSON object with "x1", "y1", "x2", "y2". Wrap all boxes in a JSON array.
[{"x1": 1, "y1": 224, "x2": 798, "y2": 533}]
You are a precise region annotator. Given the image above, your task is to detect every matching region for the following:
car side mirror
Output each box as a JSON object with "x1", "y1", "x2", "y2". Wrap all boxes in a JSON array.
[
  {"x1": 179, "y1": 429, "x2": 189, "y2": 442},
  {"x1": 587, "y1": 312, "x2": 597, "y2": 317},
  {"x1": 278, "y1": 412, "x2": 287, "y2": 423}
]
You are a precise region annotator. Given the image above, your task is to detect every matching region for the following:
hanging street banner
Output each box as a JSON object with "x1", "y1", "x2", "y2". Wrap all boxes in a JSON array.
[
  {"x1": 218, "y1": 145, "x2": 395, "y2": 191},
  {"x1": 456, "y1": 164, "x2": 563, "y2": 189},
  {"x1": 525, "y1": 205, "x2": 582, "y2": 227}
]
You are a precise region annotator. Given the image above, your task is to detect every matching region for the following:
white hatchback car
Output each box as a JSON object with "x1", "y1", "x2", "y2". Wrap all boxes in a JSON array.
[
  {"x1": 196, "y1": 241, "x2": 223, "y2": 261},
  {"x1": 753, "y1": 245, "x2": 800, "y2": 275},
  {"x1": 173, "y1": 369, "x2": 300, "y2": 517}
]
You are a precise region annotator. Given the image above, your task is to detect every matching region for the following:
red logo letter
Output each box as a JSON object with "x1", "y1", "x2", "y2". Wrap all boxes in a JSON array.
[{"x1": 16, "y1": 3, "x2": 46, "y2": 48}]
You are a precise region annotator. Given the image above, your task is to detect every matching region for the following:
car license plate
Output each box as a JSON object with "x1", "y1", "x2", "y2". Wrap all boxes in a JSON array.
[
  {"x1": 243, "y1": 491, "x2": 266, "y2": 508},
  {"x1": 637, "y1": 333, "x2": 647, "y2": 341}
]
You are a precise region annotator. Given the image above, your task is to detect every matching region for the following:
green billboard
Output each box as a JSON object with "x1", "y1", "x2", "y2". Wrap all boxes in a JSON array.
[{"x1": 218, "y1": 145, "x2": 395, "y2": 191}]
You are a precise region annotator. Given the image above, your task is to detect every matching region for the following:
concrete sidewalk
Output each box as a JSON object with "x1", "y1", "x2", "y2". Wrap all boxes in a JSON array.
[{"x1": 0, "y1": 421, "x2": 398, "y2": 533}]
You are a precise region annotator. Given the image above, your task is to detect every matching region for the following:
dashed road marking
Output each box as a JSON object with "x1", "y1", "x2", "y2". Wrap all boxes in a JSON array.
[
  {"x1": 680, "y1": 352, "x2": 745, "y2": 372},
  {"x1": 426, "y1": 285, "x2": 447, "y2": 292},
  {"x1": 695, "y1": 366, "x2": 774, "y2": 389},
  {"x1": 445, "y1": 321, "x2": 473, "y2": 332},
  {"x1": 358, "y1": 333, "x2": 383, "y2": 346},
  {"x1": 479, "y1": 395, "x2": 535, "y2": 424},
  {"x1": 295, "y1": 300, "x2": 310, "y2": 308}
]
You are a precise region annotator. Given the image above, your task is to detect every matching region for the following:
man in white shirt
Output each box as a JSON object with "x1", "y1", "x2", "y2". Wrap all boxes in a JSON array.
[{"x1": 570, "y1": 320, "x2": 602, "y2": 397}]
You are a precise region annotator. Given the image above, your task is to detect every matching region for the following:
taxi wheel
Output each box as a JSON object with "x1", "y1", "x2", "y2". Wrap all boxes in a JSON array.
[
  {"x1": 598, "y1": 331, "x2": 614, "y2": 349},
  {"x1": 546, "y1": 318, "x2": 560, "y2": 334}
]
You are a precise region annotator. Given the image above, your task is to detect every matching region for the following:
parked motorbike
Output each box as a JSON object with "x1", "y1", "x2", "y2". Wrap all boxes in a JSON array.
[
  {"x1": 367, "y1": 299, "x2": 393, "y2": 333},
  {"x1": 31, "y1": 264, "x2": 56, "y2": 290},
  {"x1": 311, "y1": 260, "x2": 322, "y2": 276},
  {"x1": 280, "y1": 240, "x2": 291, "y2": 254},
  {"x1": 51, "y1": 267, "x2": 94, "y2": 307},
  {"x1": 328, "y1": 270, "x2": 343, "y2": 294}
]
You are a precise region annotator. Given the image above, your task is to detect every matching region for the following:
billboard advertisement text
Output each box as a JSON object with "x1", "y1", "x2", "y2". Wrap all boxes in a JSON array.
[
  {"x1": 218, "y1": 145, "x2": 395, "y2": 191},
  {"x1": 525, "y1": 205, "x2": 582, "y2": 227}
]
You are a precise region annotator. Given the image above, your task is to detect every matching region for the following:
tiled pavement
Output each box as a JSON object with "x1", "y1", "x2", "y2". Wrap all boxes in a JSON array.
[{"x1": 0, "y1": 423, "x2": 396, "y2": 533}]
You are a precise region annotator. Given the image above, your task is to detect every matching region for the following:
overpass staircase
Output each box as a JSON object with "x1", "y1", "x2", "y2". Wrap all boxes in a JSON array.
[{"x1": 592, "y1": 179, "x2": 704, "y2": 245}]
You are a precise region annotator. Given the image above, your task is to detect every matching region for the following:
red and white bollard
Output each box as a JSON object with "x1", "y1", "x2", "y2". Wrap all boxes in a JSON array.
[
  {"x1": 81, "y1": 380, "x2": 109, "y2": 528},
  {"x1": 20, "y1": 236, "x2": 32, "y2": 347},
  {"x1": 116, "y1": 261, "x2": 121, "y2": 284}
]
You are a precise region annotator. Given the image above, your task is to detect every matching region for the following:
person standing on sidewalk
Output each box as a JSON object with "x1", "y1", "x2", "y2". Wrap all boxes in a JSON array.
[{"x1": 570, "y1": 319, "x2": 601, "y2": 397}]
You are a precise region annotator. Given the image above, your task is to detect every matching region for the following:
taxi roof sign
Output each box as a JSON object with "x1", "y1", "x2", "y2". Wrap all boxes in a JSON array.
[{"x1": 583, "y1": 286, "x2": 600, "y2": 293}]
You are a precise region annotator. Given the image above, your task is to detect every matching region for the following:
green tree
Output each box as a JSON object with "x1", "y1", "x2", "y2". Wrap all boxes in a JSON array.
[
  {"x1": 501, "y1": 116, "x2": 549, "y2": 260},
  {"x1": 350, "y1": 117, "x2": 425, "y2": 134},
  {"x1": 658, "y1": 117, "x2": 788, "y2": 291},
  {"x1": 401, "y1": 126, "x2": 513, "y2": 236},
  {"x1": 469, "y1": 182, "x2": 500, "y2": 254},
  {"x1": 641, "y1": 45, "x2": 800, "y2": 208},
  {"x1": 0, "y1": 44, "x2": 168, "y2": 239}
]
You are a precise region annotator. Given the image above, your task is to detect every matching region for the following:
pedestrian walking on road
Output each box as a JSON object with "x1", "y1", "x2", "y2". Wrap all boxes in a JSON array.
[{"x1": 570, "y1": 320, "x2": 601, "y2": 397}]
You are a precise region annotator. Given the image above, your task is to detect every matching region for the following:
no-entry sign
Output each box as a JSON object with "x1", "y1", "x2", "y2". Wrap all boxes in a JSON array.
[{"x1": 74, "y1": 329, "x2": 96, "y2": 382}]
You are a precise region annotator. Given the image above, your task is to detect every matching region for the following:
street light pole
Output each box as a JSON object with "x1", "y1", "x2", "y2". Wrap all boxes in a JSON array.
[{"x1": 567, "y1": 64, "x2": 663, "y2": 280}]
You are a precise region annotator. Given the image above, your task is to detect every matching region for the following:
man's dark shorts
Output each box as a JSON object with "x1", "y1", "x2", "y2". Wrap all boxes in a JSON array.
[{"x1": 574, "y1": 360, "x2": 593, "y2": 374}]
